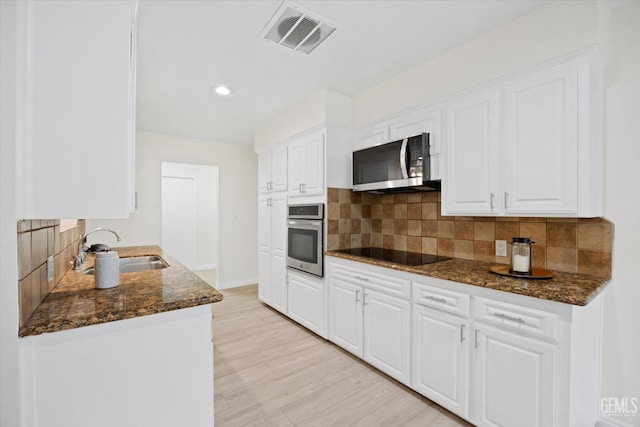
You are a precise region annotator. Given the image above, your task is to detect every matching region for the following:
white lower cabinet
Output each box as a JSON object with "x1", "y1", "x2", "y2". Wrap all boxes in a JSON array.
[
  {"x1": 412, "y1": 304, "x2": 470, "y2": 418},
  {"x1": 326, "y1": 256, "x2": 602, "y2": 427},
  {"x1": 328, "y1": 260, "x2": 411, "y2": 383},
  {"x1": 364, "y1": 289, "x2": 411, "y2": 384},
  {"x1": 287, "y1": 272, "x2": 326, "y2": 338},
  {"x1": 472, "y1": 323, "x2": 556, "y2": 427}
]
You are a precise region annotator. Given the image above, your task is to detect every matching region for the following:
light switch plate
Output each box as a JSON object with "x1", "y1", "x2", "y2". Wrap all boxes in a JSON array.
[
  {"x1": 46, "y1": 255, "x2": 54, "y2": 283},
  {"x1": 495, "y1": 240, "x2": 507, "y2": 257}
]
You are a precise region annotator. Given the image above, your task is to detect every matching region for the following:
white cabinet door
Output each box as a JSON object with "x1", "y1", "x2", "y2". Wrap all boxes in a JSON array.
[
  {"x1": 17, "y1": 0, "x2": 137, "y2": 219},
  {"x1": 258, "y1": 197, "x2": 272, "y2": 304},
  {"x1": 503, "y1": 62, "x2": 579, "y2": 215},
  {"x1": 288, "y1": 273, "x2": 325, "y2": 337},
  {"x1": 389, "y1": 107, "x2": 443, "y2": 154},
  {"x1": 271, "y1": 145, "x2": 288, "y2": 192},
  {"x1": 288, "y1": 130, "x2": 324, "y2": 197},
  {"x1": 258, "y1": 146, "x2": 288, "y2": 194},
  {"x1": 328, "y1": 278, "x2": 363, "y2": 357},
  {"x1": 257, "y1": 195, "x2": 286, "y2": 308},
  {"x1": 270, "y1": 195, "x2": 287, "y2": 313},
  {"x1": 472, "y1": 323, "x2": 556, "y2": 427},
  {"x1": 353, "y1": 123, "x2": 389, "y2": 151},
  {"x1": 412, "y1": 304, "x2": 469, "y2": 418},
  {"x1": 443, "y1": 89, "x2": 501, "y2": 216},
  {"x1": 363, "y1": 289, "x2": 411, "y2": 384}
]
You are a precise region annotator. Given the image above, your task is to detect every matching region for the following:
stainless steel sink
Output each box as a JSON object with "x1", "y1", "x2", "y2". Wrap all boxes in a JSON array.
[{"x1": 84, "y1": 255, "x2": 169, "y2": 275}]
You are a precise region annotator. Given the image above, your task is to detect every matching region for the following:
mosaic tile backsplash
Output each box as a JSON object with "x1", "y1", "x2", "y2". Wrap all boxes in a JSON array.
[
  {"x1": 17, "y1": 219, "x2": 85, "y2": 326},
  {"x1": 327, "y1": 188, "x2": 613, "y2": 277}
]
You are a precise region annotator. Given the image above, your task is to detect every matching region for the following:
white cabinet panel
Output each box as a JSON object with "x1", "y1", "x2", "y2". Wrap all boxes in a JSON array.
[
  {"x1": 504, "y1": 62, "x2": 579, "y2": 215},
  {"x1": 288, "y1": 273, "x2": 326, "y2": 337},
  {"x1": 443, "y1": 89, "x2": 500, "y2": 215},
  {"x1": 17, "y1": 0, "x2": 138, "y2": 218},
  {"x1": 412, "y1": 304, "x2": 469, "y2": 418},
  {"x1": 364, "y1": 289, "x2": 411, "y2": 384},
  {"x1": 472, "y1": 323, "x2": 556, "y2": 427},
  {"x1": 353, "y1": 123, "x2": 389, "y2": 151},
  {"x1": 288, "y1": 130, "x2": 324, "y2": 197},
  {"x1": 389, "y1": 107, "x2": 443, "y2": 154},
  {"x1": 257, "y1": 194, "x2": 286, "y2": 308},
  {"x1": 328, "y1": 277, "x2": 363, "y2": 357},
  {"x1": 258, "y1": 145, "x2": 287, "y2": 194}
]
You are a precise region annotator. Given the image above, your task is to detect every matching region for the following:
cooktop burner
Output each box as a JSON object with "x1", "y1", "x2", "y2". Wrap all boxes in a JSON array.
[{"x1": 334, "y1": 247, "x2": 451, "y2": 267}]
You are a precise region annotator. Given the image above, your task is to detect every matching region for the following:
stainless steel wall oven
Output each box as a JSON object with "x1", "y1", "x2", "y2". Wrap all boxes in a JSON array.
[{"x1": 287, "y1": 203, "x2": 324, "y2": 277}]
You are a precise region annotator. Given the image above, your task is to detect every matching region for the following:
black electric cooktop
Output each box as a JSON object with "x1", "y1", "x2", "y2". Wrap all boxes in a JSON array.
[{"x1": 333, "y1": 247, "x2": 451, "y2": 267}]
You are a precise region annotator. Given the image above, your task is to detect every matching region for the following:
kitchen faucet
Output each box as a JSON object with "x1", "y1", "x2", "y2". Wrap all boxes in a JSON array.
[{"x1": 74, "y1": 227, "x2": 121, "y2": 270}]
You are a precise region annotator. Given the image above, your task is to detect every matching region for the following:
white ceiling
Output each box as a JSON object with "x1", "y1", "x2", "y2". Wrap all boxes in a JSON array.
[{"x1": 136, "y1": 0, "x2": 550, "y2": 146}]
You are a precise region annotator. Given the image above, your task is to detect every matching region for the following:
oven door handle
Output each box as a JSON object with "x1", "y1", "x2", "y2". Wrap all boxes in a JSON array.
[{"x1": 288, "y1": 220, "x2": 323, "y2": 228}]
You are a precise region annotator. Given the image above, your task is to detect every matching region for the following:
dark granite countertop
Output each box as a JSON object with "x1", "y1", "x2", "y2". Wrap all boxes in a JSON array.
[
  {"x1": 326, "y1": 250, "x2": 609, "y2": 306},
  {"x1": 20, "y1": 246, "x2": 223, "y2": 337}
]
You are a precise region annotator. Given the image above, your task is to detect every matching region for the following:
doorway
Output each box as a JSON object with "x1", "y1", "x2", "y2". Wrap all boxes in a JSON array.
[{"x1": 161, "y1": 162, "x2": 219, "y2": 287}]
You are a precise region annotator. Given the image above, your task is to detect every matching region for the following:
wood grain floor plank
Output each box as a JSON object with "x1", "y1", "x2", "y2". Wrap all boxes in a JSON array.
[{"x1": 212, "y1": 285, "x2": 471, "y2": 427}]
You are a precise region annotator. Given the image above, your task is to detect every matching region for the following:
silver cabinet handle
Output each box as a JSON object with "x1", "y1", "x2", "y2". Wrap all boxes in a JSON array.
[
  {"x1": 353, "y1": 275, "x2": 369, "y2": 281},
  {"x1": 460, "y1": 324, "x2": 465, "y2": 343},
  {"x1": 299, "y1": 183, "x2": 303, "y2": 193},
  {"x1": 364, "y1": 293, "x2": 369, "y2": 306},
  {"x1": 490, "y1": 193, "x2": 495, "y2": 210},
  {"x1": 355, "y1": 290, "x2": 361, "y2": 302},
  {"x1": 504, "y1": 192, "x2": 509, "y2": 209},
  {"x1": 422, "y1": 294, "x2": 447, "y2": 304},
  {"x1": 494, "y1": 312, "x2": 525, "y2": 323},
  {"x1": 302, "y1": 183, "x2": 306, "y2": 193},
  {"x1": 475, "y1": 329, "x2": 479, "y2": 349}
]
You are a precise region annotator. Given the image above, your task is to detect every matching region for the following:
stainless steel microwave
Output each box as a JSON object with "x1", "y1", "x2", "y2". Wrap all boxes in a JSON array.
[{"x1": 352, "y1": 133, "x2": 440, "y2": 193}]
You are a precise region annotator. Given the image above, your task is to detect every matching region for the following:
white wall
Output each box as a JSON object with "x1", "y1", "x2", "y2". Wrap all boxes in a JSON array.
[
  {"x1": 352, "y1": 1, "x2": 639, "y2": 425},
  {"x1": 87, "y1": 131, "x2": 257, "y2": 289},
  {"x1": 353, "y1": 1, "x2": 598, "y2": 126},
  {"x1": 600, "y1": 2, "x2": 640, "y2": 426},
  {"x1": 254, "y1": 89, "x2": 352, "y2": 151},
  {"x1": 161, "y1": 162, "x2": 219, "y2": 270},
  {"x1": 0, "y1": 1, "x2": 21, "y2": 426}
]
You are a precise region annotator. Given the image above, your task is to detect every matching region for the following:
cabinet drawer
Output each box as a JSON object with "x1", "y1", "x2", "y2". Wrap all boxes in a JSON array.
[
  {"x1": 412, "y1": 282, "x2": 470, "y2": 317},
  {"x1": 474, "y1": 297, "x2": 558, "y2": 341},
  {"x1": 332, "y1": 263, "x2": 410, "y2": 299}
]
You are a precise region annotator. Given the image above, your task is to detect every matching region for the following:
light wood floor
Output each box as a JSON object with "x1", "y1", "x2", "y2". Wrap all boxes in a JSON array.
[{"x1": 212, "y1": 285, "x2": 472, "y2": 427}]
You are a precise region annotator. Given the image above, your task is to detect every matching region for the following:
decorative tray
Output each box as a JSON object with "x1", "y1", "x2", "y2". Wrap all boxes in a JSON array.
[{"x1": 489, "y1": 265, "x2": 554, "y2": 279}]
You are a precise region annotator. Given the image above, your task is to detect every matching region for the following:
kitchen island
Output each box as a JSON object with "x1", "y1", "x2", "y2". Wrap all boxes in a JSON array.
[{"x1": 19, "y1": 246, "x2": 222, "y2": 427}]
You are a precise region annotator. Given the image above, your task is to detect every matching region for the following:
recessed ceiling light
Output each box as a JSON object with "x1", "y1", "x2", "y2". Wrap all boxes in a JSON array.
[{"x1": 213, "y1": 85, "x2": 232, "y2": 96}]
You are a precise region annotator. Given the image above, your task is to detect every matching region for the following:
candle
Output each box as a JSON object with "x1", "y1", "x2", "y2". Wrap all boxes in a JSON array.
[{"x1": 512, "y1": 254, "x2": 530, "y2": 273}]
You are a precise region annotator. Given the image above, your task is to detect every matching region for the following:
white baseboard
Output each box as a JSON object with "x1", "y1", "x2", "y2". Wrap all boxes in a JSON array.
[
  {"x1": 194, "y1": 264, "x2": 217, "y2": 271},
  {"x1": 597, "y1": 415, "x2": 636, "y2": 427},
  {"x1": 216, "y1": 277, "x2": 257, "y2": 290}
]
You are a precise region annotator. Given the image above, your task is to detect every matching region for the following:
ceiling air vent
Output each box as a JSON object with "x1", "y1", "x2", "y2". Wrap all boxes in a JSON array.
[{"x1": 260, "y1": 1, "x2": 338, "y2": 54}]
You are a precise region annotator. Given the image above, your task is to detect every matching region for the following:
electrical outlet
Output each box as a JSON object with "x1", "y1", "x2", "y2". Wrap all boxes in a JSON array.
[{"x1": 495, "y1": 240, "x2": 507, "y2": 257}]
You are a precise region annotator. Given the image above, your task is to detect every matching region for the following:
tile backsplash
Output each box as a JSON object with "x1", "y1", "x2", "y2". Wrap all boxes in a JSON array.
[
  {"x1": 327, "y1": 188, "x2": 613, "y2": 277},
  {"x1": 17, "y1": 219, "x2": 85, "y2": 326}
]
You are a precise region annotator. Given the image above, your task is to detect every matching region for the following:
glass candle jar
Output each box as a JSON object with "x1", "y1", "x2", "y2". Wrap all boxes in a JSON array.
[{"x1": 510, "y1": 237, "x2": 534, "y2": 275}]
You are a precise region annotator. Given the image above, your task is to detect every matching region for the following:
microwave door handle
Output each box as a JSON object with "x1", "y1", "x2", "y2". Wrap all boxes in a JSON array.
[{"x1": 400, "y1": 138, "x2": 409, "y2": 179}]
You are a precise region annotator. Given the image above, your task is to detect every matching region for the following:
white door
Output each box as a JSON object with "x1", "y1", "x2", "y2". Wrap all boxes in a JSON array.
[
  {"x1": 270, "y1": 196, "x2": 287, "y2": 313},
  {"x1": 503, "y1": 61, "x2": 579, "y2": 215},
  {"x1": 161, "y1": 176, "x2": 196, "y2": 269},
  {"x1": 412, "y1": 304, "x2": 469, "y2": 418},
  {"x1": 472, "y1": 323, "x2": 556, "y2": 427},
  {"x1": 302, "y1": 131, "x2": 324, "y2": 196},
  {"x1": 328, "y1": 278, "x2": 363, "y2": 357},
  {"x1": 258, "y1": 197, "x2": 272, "y2": 303},
  {"x1": 363, "y1": 289, "x2": 411, "y2": 383},
  {"x1": 443, "y1": 90, "x2": 500, "y2": 215},
  {"x1": 287, "y1": 273, "x2": 325, "y2": 337}
]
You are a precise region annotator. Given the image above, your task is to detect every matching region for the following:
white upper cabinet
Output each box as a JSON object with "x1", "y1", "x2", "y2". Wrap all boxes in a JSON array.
[
  {"x1": 258, "y1": 145, "x2": 287, "y2": 194},
  {"x1": 503, "y1": 62, "x2": 579, "y2": 215},
  {"x1": 16, "y1": 0, "x2": 138, "y2": 219},
  {"x1": 288, "y1": 129, "x2": 325, "y2": 197},
  {"x1": 443, "y1": 89, "x2": 501, "y2": 215},
  {"x1": 442, "y1": 49, "x2": 602, "y2": 217},
  {"x1": 353, "y1": 123, "x2": 389, "y2": 151}
]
